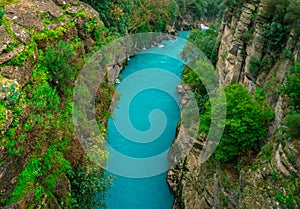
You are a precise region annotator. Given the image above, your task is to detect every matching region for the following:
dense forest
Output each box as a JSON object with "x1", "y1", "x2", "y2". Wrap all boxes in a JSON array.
[{"x1": 0, "y1": 0, "x2": 299, "y2": 208}]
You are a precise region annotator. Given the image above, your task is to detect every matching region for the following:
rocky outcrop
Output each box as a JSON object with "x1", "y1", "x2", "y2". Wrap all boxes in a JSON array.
[
  {"x1": 0, "y1": 1, "x2": 172, "y2": 207},
  {"x1": 169, "y1": 0, "x2": 300, "y2": 208},
  {"x1": 216, "y1": 1, "x2": 299, "y2": 100},
  {"x1": 0, "y1": 0, "x2": 106, "y2": 208},
  {"x1": 0, "y1": 25, "x2": 13, "y2": 54},
  {"x1": 169, "y1": 130, "x2": 299, "y2": 209},
  {"x1": 175, "y1": 14, "x2": 205, "y2": 31},
  {"x1": 216, "y1": 0, "x2": 299, "y2": 134},
  {"x1": 0, "y1": 44, "x2": 24, "y2": 65},
  {"x1": 4, "y1": 2, "x2": 45, "y2": 32}
]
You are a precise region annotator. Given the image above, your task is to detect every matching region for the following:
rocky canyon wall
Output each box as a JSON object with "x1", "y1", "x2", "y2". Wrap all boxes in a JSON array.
[{"x1": 168, "y1": 0, "x2": 300, "y2": 208}]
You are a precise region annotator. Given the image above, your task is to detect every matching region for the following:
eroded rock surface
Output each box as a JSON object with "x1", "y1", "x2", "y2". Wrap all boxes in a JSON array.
[
  {"x1": 0, "y1": 25, "x2": 13, "y2": 54},
  {"x1": 169, "y1": 1, "x2": 300, "y2": 208},
  {"x1": 4, "y1": 2, "x2": 44, "y2": 31}
]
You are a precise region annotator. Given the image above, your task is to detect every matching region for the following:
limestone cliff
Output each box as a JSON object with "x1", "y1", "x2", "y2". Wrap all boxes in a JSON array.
[
  {"x1": 0, "y1": 1, "x2": 174, "y2": 208},
  {"x1": 168, "y1": 1, "x2": 300, "y2": 208},
  {"x1": 0, "y1": 1, "x2": 116, "y2": 208}
]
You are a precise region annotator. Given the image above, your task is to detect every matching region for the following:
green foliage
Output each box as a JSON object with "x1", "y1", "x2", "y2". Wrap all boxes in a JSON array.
[
  {"x1": 34, "y1": 26, "x2": 68, "y2": 42},
  {"x1": 262, "y1": 22, "x2": 287, "y2": 54},
  {"x1": 281, "y1": 61, "x2": 300, "y2": 141},
  {"x1": 93, "y1": 25, "x2": 120, "y2": 47},
  {"x1": 186, "y1": 25, "x2": 219, "y2": 65},
  {"x1": 283, "y1": 49, "x2": 292, "y2": 59},
  {"x1": 283, "y1": 61, "x2": 300, "y2": 110},
  {"x1": 4, "y1": 84, "x2": 19, "y2": 104},
  {"x1": 284, "y1": 113, "x2": 300, "y2": 139},
  {"x1": 40, "y1": 145, "x2": 72, "y2": 192},
  {"x1": 0, "y1": 7, "x2": 4, "y2": 25},
  {"x1": 200, "y1": 84, "x2": 274, "y2": 163},
  {"x1": 6, "y1": 41, "x2": 37, "y2": 67},
  {"x1": 68, "y1": 166, "x2": 111, "y2": 209},
  {"x1": 262, "y1": 0, "x2": 300, "y2": 53},
  {"x1": 0, "y1": 101, "x2": 6, "y2": 129},
  {"x1": 275, "y1": 192, "x2": 297, "y2": 209},
  {"x1": 182, "y1": 66, "x2": 208, "y2": 114},
  {"x1": 222, "y1": 0, "x2": 243, "y2": 8},
  {"x1": 129, "y1": 0, "x2": 179, "y2": 33},
  {"x1": 1, "y1": 0, "x2": 19, "y2": 5},
  {"x1": 263, "y1": 0, "x2": 289, "y2": 22},
  {"x1": 8, "y1": 158, "x2": 41, "y2": 204},
  {"x1": 43, "y1": 41, "x2": 75, "y2": 96},
  {"x1": 240, "y1": 27, "x2": 254, "y2": 42},
  {"x1": 82, "y1": 0, "x2": 131, "y2": 35},
  {"x1": 8, "y1": 30, "x2": 112, "y2": 206},
  {"x1": 248, "y1": 56, "x2": 265, "y2": 77},
  {"x1": 285, "y1": 0, "x2": 300, "y2": 38},
  {"x1": 95, "y1": 82, "x2": 115, "y2": 126},
  {"x1": 178, "y1": 0, "x2": 223, "y2": 22}
]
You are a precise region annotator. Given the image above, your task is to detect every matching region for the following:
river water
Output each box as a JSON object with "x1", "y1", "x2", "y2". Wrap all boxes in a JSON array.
[{"x1": 104, "y1": 31, "x2": 189, "y2": 209}]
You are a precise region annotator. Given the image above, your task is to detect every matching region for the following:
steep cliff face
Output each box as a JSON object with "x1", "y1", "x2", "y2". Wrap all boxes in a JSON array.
[
  {"x1": 0, "y1": 1, "x2": 175, "y2": 208},
  {"x1": 0, "y1": 1, "x2": 110, "y2": 208},
  {"x1": 168, "y1": 1, "x2": 300, "y2": 208},
  {"x1": 216, "y1": 0, "x2": 299, "y2": 133}
]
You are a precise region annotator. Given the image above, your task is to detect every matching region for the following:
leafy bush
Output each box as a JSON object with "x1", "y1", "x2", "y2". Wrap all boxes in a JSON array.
[
  {"x1": 282, "y1": 61, "x2": 300, "y2": 139},
  {"x1": 0, "y1": 7, "x2": 4, "y2": 25},
  {"x1": 283, "y1": 61, "x2": 300, "y2": 110},
  {"x1": 200, "y1": 84, "x2": 274, "y2": 163},
  {"x1": 285, "y1": 0, "x2": 300, "y2": 39},
  {"x1": 82, "y1": 0, "x2": 130, "y2": 35},
  {"x1": 182, "y1": 66, "x2": 208, "y2": 114},
  {"x1": 178, "y1": 0, "x2": 223, "y2": 22},
  {"x1": 0, "y1": 101, "x2": 6, "y2": 130},
  {"x1": 284, "y1": 113, "x2": 300, "y2": 139},
  {"x1": 43, "y1": 41, "x2": 75, "y2": 96},
  {"x1": 7, "y1": 158, "x2": 41, "y2": 204},
  {"x1": 187, "y1": 25, "x2": 219, "y2": 65},
  {"x1": 262, "y1": 22, "x2": 287, "y2": 54},
  {"x1": 68, "y1": 166, "x2": 111, "y2": 209},
  {"x1": 248, "y1": 56, "x2": 265, "y2": 77}
]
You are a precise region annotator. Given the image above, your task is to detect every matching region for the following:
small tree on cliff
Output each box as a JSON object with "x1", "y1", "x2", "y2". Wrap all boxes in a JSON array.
[{"x1": 200, "y1": 83, "x2": 274, "y2": 163}]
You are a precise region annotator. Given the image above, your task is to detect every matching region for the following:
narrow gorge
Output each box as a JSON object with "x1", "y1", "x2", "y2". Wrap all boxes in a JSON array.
[{"x1": 0, "y1": 0, "x2": 299, "y2": 209}]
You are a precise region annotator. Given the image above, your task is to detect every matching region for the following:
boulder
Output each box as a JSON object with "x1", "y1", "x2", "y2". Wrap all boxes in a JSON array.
[
  {"x1": 0, "y1": 44, "x2": 24, "y2": 65},
  {"x1": 0, "y1": 25, "x2": 13, "y2": 55},
  {"x1": 10, "y1": 24, "x2": 30, "y2": 44},
  {"x1": 34, "y1": 0, "x2": 63, "y2": 18},
  {"x1": 54, "y1": 0, "x2": 79, "y2": 6},
  {"x1": 5, "y1": 3, "x2": 44, "y2": 32},
  {"x1": 1, "y1": 65, "x2": 33, "y2": 87}
]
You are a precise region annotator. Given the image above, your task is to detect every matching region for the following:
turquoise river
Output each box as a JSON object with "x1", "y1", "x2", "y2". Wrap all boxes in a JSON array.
[{"x1": 104, "y1": 31, "x2": 189, "y2": 209}]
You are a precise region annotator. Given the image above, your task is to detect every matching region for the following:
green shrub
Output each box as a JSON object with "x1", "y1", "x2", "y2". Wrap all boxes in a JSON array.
[
  {"x1": 283, "y1": 61, "x2": 300, "y2": 110},
  {"x1": 185, "y1": 25, "x2": 219, "y2": 65},
  {"x1": 200, "y1": 84, "x2": 274, "y2": 163},
  {"x1": 284, "y1": 113, "x2": 300, "y2": 139},
  {"x1": 8, "y1": 158, "x2": 41, "y2": 204},
  {"x1": 179, "y1": 0, "x2": 223, "y2": 22},
  {"x1": 248, "y1": 56, "x2": 265, "y2": 77},
  {"x1": 0, "y1": 7, "x2": 4, "y2": 25},
  {"x1": 262, "y1": 22, "x2": 286, "y2": 54},
  {"x1": 0, "y1": 102, "x2": 6, "y2": 130},
  {"x1": 82, "y1": 0, "x2": 130, "y2": 35},
  {"x1": 285, "y1": 0, "x2": 300, "y2": 39},
  {"x1": 43, "y1": 41, "x2": 75, "y2": 96},
  {"x1": 68, "y1": 166, "x2": 111, "y2": 209},
  {"x1": 182, "y1": 66, "x2": 208, "y2": 114}
]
